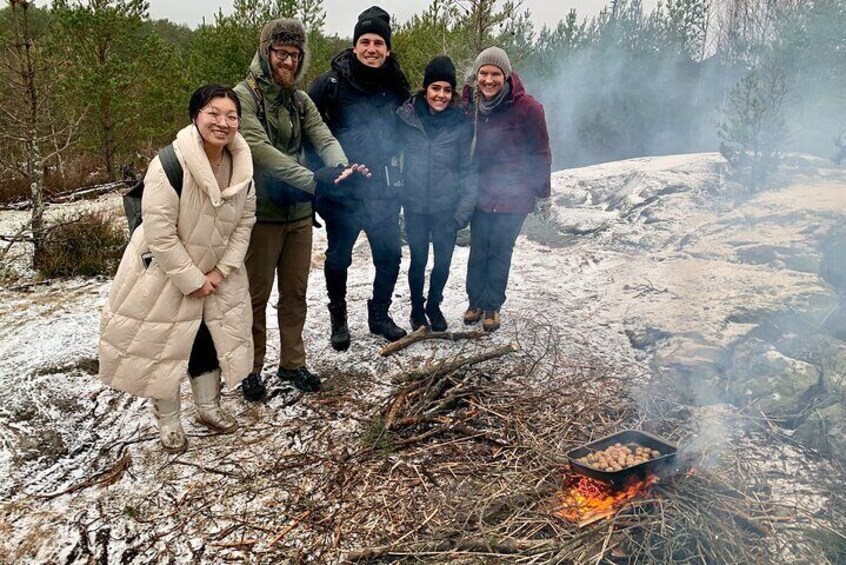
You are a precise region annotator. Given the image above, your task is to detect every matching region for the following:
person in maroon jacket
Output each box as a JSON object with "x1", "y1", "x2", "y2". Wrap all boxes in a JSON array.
[{"x1": 461, "y1": 46, "x2": 552, "y2": 332}]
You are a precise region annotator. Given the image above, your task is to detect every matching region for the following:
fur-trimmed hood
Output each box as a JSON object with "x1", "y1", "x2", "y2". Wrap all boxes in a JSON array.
[{"x1": 257, "y1": 18, "x2": 310, "y2": 84}]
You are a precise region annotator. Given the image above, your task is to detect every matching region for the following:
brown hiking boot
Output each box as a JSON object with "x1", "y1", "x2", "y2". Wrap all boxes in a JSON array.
[
  {"x1": 463, "y1": 307, "x2": 483, "y2": 325},
  {"x1": 482, "y1": 310, "x2": 500, "y2": 332}
]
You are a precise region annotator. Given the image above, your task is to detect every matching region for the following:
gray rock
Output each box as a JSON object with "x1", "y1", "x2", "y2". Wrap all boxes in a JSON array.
[
  {"x1": 795, "y1": 403, "x2": 846, "y2": 461},
  {"x1": 724, "y1": 339, "x2": 821, "y2": 422}
]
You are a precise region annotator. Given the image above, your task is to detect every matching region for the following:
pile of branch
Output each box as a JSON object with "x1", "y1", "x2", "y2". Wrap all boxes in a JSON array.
[
  {"x1": 378, "y1": 343, "x2": 517, "y2": 447},
  {"x1": 6, "y1": 317, "x2": 844, "y2": 564}
]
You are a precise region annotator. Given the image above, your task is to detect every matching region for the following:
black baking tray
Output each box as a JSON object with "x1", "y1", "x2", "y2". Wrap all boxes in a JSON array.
[{"x1": 567, "y1": 430, "x2": 678, "y2": 485}]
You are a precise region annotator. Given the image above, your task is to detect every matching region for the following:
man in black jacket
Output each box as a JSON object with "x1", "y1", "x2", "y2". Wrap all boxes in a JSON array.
[{"x1": 309, "y1": 6, "x2": 410, "y2": 349}]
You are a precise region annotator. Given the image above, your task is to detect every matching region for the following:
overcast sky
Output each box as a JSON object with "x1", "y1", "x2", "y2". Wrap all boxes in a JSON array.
[{"x1": 145, "y1": 0, "x2": 658, "y2": 35}]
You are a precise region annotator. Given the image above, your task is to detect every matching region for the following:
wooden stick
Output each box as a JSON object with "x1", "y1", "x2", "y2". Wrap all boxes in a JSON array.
[
  {"x1": 380, "y1": 327, "x2": 489, "y2": 356},
  {"x1": 268, "y1": 510, "x2": 311, "y2": 546},
  {"x1": 34, "y1": 452, "x2": 131, "y2": 500},
  {"x1": 392, "y1": 343, "x2": 518, "y2": 384}
]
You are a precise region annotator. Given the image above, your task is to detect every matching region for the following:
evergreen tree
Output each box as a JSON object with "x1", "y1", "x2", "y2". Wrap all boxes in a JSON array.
[
  {"x1": 718, "y1": 60, "x2": 788, "y2": 189},
  {"x1": 393, "y1": 0, "x2": 464, "y2": 87},
  {"x1": 51, "y1": 0, "x2": 155, "y2": 179}
]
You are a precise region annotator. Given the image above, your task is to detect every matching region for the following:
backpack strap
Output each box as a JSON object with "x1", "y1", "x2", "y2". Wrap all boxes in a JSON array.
[
  {"x1": 293, "y1": 90, "x2": 309, "y2": 121},
  {"x1": 158, "y1": 144, "x2": 183, "y2": 196},
  {"x1": 245, "y1": 71, "x2": 269, "y2": 135},
  {"x1": 321, "y1": 74, "x2": 340, "y2": 124}
]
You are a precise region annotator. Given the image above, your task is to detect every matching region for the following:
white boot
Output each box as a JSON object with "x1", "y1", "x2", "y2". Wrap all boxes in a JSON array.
[
  {"x1": 190, "y1": 370, "x2": 238, "y2": 433},
  {"x1": 152, "y1": 393, "x2": 187, "y2": 454}
]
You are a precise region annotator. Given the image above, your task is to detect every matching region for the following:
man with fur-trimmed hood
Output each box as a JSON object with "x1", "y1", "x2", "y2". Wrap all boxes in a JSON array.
[{"x1": 235, "y1": 18, "x2": 367, "y2": 401}]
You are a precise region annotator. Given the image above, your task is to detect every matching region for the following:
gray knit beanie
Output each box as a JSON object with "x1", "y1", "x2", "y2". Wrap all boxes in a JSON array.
[
  {"x1": 473, "y1": 46, "x2": 512, "y2": 77},
  {"x1": 259, "y1": 18, "x2": 310, "y2": 81}
]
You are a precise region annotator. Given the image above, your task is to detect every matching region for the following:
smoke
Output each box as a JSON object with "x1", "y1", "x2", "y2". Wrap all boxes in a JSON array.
[
  {"x1": 527, "y1": 48, "x2": 730, "y2": 170},
  {"x1": 520, "y1": 0, "x2": 845, "y2": 171}
]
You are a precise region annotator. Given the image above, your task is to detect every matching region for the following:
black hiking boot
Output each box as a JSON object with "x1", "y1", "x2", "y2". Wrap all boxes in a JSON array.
[
  {"x1": 409, "y1": 299, "x2": 429, "y2": 331},
  {"x1": 426, "y1": 302, "x2": 448, "y2": 332},
  {"x1": 241, "y1": 372, "x2": 267, "y2": 402},
  {"x1": 328, "y1": 302, "x2": 350, "y2": 351},
  {"x1": 367, "y1": 299, "x2": 407, "y2": 342},
  {"x1": 277, "y1": 366, "x2": 322, "y2": 393}
]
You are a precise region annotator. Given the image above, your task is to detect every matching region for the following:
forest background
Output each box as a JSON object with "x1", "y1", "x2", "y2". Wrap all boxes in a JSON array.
[{"x1": 1, "y1": 0, "x2": 844, "y2": 210}]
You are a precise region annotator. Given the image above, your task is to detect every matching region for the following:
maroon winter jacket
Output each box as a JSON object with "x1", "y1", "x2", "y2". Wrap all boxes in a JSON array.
[{"x1": 462, "y1": 72, "x2": 551, "y2": 214}]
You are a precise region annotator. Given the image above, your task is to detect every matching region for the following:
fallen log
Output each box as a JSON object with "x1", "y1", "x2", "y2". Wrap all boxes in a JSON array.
[
  {"x1": 380, "y1": 326, "x2": 489, "y2": 356},
  {"x1": 0, "y1": 182, "x2": 123, "y2": 211}
]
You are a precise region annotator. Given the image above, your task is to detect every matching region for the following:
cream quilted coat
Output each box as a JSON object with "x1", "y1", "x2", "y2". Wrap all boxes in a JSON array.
[{"x1": 99, "y1": 125, "x2": 257, "y2": 400}]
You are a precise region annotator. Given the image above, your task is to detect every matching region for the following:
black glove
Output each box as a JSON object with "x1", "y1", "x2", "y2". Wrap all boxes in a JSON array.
[
  {"x1": 453, "y1": 217, "x2": 470, "y2": 232},
  {"x1": 314, "y1": 165, "x2": 352, "y2": 201},
  {"x1": 314, "y1": 164, "x2": 345, "y2": 186}
]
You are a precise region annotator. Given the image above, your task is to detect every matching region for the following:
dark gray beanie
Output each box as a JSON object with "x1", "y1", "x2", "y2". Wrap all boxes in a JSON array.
[
  {"x1": 473, "y1": 46, "x2": 512, "y2": 77},
  {"x1": 353, "y1": 6, "x2": 392, "y2": 49},
  {"x1": 423, "y1": 55, "x2": 456, "y2": 89}
]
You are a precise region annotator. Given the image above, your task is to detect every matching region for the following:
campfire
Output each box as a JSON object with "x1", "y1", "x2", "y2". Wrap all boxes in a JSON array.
[
  {"x1": 555, "y1": 473, "x2": 659, "y2": 527},
  {"x1": 555, "y1": 429, "x2": 677, "y2": 527}
]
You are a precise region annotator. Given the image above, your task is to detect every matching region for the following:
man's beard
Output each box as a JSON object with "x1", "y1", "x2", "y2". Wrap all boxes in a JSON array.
[{"x1": 274, "y1": 66, "x2": 296, "y2": 87}]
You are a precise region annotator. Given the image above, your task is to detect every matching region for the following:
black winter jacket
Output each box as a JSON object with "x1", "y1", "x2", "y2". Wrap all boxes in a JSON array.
[
  {"x1": 396, "y1": 95, "x2": 478, "y2": 227},
  {"x1": 308, "y1": 49, "x2": 410, "y2": 224}
]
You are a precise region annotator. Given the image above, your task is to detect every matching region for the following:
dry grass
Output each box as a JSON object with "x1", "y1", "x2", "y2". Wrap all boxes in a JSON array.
[
  {"x1": 0, "y1": 156, "x2": 110, "y2": 206},
  {"x1": 34, "y1": 210, "x2": 126, "y2": 278}
]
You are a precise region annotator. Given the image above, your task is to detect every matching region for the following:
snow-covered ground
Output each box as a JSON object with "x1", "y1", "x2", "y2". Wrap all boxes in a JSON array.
[{"x1": 1, "y1": 153, "x2": 844, "y2": 563}]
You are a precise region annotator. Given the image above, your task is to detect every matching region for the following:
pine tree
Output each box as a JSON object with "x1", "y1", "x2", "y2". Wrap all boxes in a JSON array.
[
  {"x1": 51, "y1": 0, "x2": 153, "y2": 179},
  {"x1": 718, "y1": 60, "x2": 788, "y2": 189}
]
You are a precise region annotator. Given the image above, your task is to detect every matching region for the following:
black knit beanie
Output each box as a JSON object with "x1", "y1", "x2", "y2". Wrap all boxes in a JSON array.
[
  {"x1": 423, "y1": 55, "x2": 456, "y2": 89},
  {"x1": 353, "y1": 6, "x2": 392, "y2": 49}
]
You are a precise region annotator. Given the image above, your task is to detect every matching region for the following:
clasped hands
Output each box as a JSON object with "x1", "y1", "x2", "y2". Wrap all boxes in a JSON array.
[{"x1": 190, "y1": 269, "x2": 223, "y2": 298}]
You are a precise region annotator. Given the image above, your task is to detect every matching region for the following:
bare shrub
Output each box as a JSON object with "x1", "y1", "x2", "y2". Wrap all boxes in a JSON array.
[
  {"x1": 35, "y1": 211, "x2": 126, "y2": 278},
  {"x1": 0, "y1": 154, "x2": 112, "y2": 206}
]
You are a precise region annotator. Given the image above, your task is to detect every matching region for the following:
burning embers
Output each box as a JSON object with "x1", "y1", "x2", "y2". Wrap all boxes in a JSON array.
[
  {"x1": 555, "y1": 430, "x2": 678, "y2": 527},
  {"x1": 555, "y1": 473, "x2": 659, "y2": 527}
]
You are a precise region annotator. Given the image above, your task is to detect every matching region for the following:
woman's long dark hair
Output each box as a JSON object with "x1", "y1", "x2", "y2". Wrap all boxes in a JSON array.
[{"x1": 188, "y1": 84, "x2": 241, "y2": 121}]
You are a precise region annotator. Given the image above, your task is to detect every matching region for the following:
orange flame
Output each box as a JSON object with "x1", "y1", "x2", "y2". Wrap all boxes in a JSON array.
[{"x1": 554, "y1": 474, "x2": 658, "y2": 527}]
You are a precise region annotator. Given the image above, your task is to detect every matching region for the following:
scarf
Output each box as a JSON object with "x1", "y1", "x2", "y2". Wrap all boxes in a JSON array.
[{"x1": 478, "y1": 81, "x2": 511, "y2": 115}]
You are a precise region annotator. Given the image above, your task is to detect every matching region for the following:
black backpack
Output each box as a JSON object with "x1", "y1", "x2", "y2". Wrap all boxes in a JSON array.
[{"x1": 122, "y1": 144, "x2": 184, "y2": 236}]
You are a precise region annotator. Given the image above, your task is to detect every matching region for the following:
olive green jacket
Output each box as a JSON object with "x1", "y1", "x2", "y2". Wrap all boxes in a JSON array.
[{"x1": 235, "y1": 53, "x2": 347, "y2": 223}]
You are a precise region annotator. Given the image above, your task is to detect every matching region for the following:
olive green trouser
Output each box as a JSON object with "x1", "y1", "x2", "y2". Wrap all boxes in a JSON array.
[{"x1": 245, "y1": 218, "x2": 312, "y2": 373}]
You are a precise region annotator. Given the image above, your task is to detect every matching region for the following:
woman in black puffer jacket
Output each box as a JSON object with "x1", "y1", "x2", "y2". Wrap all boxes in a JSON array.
[{"x1": 396, "y1": 55, "x2": 478, "y2": 331}]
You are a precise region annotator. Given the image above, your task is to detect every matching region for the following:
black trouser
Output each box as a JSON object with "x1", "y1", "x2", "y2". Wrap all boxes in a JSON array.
[
  {"x1": 323, "y1": 211, "x2": 402, "y2": 305},
  {"x1": 188, "y1": 321, "x2": 219, "y2": 378},
  {"x1": 404, "y1": 210, "x2": 457, "y2": 307},
  {"x1": 465, "y1": 210, "x2": 527, "y2": 311}
]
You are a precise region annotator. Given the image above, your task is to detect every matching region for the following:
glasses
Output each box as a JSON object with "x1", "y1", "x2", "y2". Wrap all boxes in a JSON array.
[
  {"x1": 201, "y1": 109, "x2": 240, "y2": 127},
  {"x1": 270, "y1": 47, "x2": 302, "y2": 63}
]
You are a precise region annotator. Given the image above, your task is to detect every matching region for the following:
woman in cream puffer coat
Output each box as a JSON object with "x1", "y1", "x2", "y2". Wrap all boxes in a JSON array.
[{"x1": 99, "y1": 84, "x2": 256, "y2": 453}]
